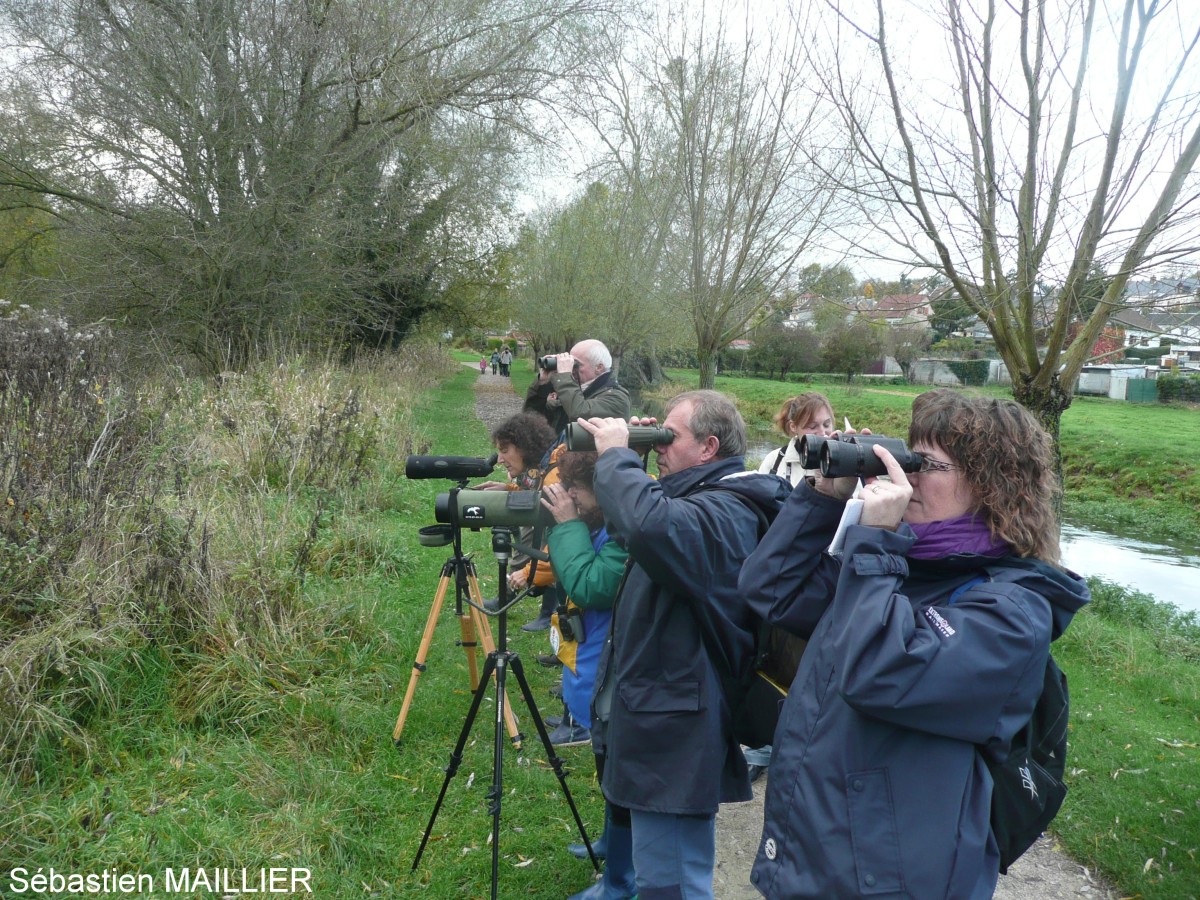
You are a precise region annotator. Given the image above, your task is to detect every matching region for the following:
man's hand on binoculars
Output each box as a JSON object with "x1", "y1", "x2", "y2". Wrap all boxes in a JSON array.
[{"x1": 576, "y1": 416, "x2": 630, "y2": 455}]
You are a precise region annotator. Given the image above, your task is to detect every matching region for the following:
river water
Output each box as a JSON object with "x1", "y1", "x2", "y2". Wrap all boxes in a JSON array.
[
  {"x1": 745, "y1": 435, "x2": 1199, "y2": 615},
  {"x1": 1060, "y1": 524, "x2": 1200, "y2": 615}
]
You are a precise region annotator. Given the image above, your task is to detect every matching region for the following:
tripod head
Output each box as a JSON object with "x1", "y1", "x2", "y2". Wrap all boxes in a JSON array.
[{"x1": 490, "y1": 526, "x2": 513, "y2": 562}]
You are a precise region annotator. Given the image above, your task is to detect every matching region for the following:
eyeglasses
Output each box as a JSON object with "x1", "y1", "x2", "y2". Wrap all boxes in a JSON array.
[{"x1": 917, "y1": 457, "x2": 959, "y2": 474}]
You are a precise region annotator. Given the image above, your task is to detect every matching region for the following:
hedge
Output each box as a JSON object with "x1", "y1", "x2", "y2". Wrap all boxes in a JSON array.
[
  {"x1": 1157, "y1": 373, "x2": 1200, "y2": 402},
  {"x1": 944, "y1": 359, "x2": 991, "y2": 386}
]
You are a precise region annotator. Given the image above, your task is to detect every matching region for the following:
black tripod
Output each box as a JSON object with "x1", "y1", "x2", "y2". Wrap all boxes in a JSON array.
[{"x1": 412, "y1": 526, "x2": 599, "y2": 898}]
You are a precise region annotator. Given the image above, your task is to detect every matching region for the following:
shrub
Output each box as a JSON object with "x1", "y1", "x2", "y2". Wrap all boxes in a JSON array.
[
  {"x1": 0, "y1": 320, "x2": 447, "y2": 777},
  {"x1": 945, "y1": 359, "x2": 991, "y2": 386},
  {"x1": 1156, "y1": 373, "x2": 1200, "y2": 402}
]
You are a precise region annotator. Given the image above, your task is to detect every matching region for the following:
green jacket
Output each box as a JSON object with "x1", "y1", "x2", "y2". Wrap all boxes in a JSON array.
[{"x1": 545, "y1": 519, "x2": 627, "y2": 610}]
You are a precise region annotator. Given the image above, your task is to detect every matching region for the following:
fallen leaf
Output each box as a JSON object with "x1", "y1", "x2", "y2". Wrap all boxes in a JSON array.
[{"x1": 1155, "y1": 738, "x2": 1198, "y2": 749}]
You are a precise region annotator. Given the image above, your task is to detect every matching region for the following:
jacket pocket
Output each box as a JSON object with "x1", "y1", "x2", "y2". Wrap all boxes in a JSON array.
[
  {"x1": 619, "y1": 679, "x2": 700, "y2": 713},
  {"x1": 846, "y1": 768, "x2": 904, "y2": 895}
]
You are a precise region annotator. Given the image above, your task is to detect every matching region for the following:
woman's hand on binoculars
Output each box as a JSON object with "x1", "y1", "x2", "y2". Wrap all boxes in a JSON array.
[
  {"x1": 541, "y1": 482, "x2": 579, "y2": 523},
  {"x1": 576, "y1": 416, "x2": 630, "y2": 455},
  {"x1": 859, "y1": 445, "x2": 912, "y2": 530}
]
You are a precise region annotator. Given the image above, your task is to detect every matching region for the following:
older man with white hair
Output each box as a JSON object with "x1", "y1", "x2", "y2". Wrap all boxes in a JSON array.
[{"x1": 524, "y1": 339, "x2": 631, "y2": 435}]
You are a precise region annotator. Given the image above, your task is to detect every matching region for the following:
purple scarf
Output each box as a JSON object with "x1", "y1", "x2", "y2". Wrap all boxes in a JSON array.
[{"x1": 907, "y1": 513, "x2": 1010, "y2": 559}]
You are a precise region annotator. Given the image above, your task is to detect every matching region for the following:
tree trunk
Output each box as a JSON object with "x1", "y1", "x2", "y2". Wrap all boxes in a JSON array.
[
  {"x1": 697, "y1": 348, "x2": 718, "y2": 389},
  {"x1": 1012, "y1": 373, "x2": 1073, "y2": 502}
]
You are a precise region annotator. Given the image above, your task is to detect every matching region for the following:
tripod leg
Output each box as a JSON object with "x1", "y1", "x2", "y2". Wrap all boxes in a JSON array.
[
  {"x1": 393, "y1": 568, "x2": 453, "y2": 747},
  {"x1": 457, "y1": 609, "x2": 481, "y2": 690},
  {"x1": 466, "y1": 574, "x2": 523, "y2": 749},
  {"x1": 412, "y1": 652, "x2": 498, "y2": 872},
  {"x1": 488, "y1": 652, "x2": 508, "y2": 899},
  {"x1": 507, "y1": 654, "x2": 602, "y2": 874}
]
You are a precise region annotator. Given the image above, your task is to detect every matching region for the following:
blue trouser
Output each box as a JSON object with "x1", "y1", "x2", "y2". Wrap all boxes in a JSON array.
[{"x1": 629, "y1": 809, "x2": 716, "y2": 900}]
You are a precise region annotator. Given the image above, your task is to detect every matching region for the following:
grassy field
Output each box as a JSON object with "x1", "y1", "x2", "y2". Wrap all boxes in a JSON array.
[
  {"x1": 2, "y1": 352, "x2": 1198, "y2": 898},
  {"x1": 655, "y1": 369, "x2": 1200, "y2": 544}
]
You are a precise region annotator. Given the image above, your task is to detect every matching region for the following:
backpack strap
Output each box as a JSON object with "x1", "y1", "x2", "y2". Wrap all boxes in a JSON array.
[
  {"x1": 682, "y1": 484, "x2": 773, "y2": 710},
  {"x1": 947, "y1": 574, "x2": 988, "y2": 605},
  {"x1": 770, "y1": 443, "x2": 789, "y2": 476}
]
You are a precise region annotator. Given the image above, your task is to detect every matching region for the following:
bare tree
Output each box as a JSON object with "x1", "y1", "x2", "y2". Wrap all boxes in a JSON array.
[
  {"x1": 819, "y1": 0, "x2": 1200, "y2": 446},
  {"x1": 0, "y1": 0, "x2": 612, "y2": 369},
  {"x1": 576, "y1": 2, "x2": 851, "y2": 388}
]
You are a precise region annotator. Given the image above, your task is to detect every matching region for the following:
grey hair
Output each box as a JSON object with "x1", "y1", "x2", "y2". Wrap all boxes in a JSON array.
[
  {"x1": 574, "y1": 339, "x2": 612, "y2": 370},
  {"x1": 666, "y1": 390, "x2": 746, "y2": 459}
]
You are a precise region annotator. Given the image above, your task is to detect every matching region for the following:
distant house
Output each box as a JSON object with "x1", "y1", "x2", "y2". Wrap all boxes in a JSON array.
[
  {"x1": 1104, "y1": 306, "x2": 1200, "y2": 347},
  {"x1": 863, "y1": 294, "x2": 933, "y2": 328},
  {"x1": 1161, "y1": 345, "x2": 1200, "y2": 369},
  {"x1": 1124, "y1": 275, "x2": 1200, "y2": 303},
  {"x1": 782, "y1": 294, "x2": 856, "y2": 329}
]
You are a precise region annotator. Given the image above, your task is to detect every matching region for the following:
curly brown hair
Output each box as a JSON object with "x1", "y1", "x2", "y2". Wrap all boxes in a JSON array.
[
  {"x1": 556, "y1": 450, "x2": 599, "y2": 491},
  {"x1": 491, "y1": 413, "x2": 557, "y2": 473},
  {"x1": 909, "y1": 389, "x2": 1060, "y2": 564},
  {"x1": 773, "y1": 392, "x2": 833, "y2": 436}
]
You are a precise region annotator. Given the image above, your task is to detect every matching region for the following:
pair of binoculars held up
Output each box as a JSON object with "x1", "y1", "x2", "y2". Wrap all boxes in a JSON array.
[
  {"x1": 798, "y1": 434, "x2": 924, "y2": 479},
  {"x1": 564, "y1": 423, "x2": 674, "y2": 452}
]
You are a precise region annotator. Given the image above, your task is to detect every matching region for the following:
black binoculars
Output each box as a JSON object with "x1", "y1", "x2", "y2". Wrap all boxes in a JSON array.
[
  {"x1": 539, "y1": 354, "x2": 580, "y2": 372},
  {"x1": 564, "y1": 422, "x2": 674, "y2": 452},
  {"x1": 798, "y1": 434, "x2": 924, "y2": 479}
]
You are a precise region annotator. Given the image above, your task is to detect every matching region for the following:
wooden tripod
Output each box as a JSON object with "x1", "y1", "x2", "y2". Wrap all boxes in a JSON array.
[{"x1": 393, "y1": 554, "x2": 521, "y2": 748}]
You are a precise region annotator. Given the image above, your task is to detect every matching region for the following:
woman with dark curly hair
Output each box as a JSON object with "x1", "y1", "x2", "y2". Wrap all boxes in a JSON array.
[
  {"x1": 475, "y1": 412, "x2": 557, "y2": 492},
  {"x1": 741, "y1": 389, "x2": 1088, "y2": 900}
]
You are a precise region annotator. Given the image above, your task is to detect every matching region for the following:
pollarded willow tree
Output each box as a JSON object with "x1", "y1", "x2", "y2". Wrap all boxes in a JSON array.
[
  {"x1": 574, "y1": 1, "x2": 852, "y2": 389},
  {"x1": 513, "y1": 180, "x2": 679, "y2": 376},
  {"x1": 818, "y1": 0, "x2": 1200, "y2": 447},
  {"x1": 0, "y1": 0, "x2": 614, "y2": 370}
]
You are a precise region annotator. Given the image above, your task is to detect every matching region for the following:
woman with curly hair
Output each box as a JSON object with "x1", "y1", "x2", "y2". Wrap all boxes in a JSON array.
[
  {"x1": 476, "y1": 412, "x2": 557, "y2": 492},
  {"x1": 741, "y1": 389, "x2": 1088, "y2": 900}
]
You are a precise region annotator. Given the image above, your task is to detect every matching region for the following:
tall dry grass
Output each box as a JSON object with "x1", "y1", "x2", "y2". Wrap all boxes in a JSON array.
[{"x1": 0, "y1": 306, "x2": 451, "y2": 777}]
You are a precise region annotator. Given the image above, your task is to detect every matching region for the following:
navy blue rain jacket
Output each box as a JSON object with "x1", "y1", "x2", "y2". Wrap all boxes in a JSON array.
[
  {"x1": 741, "y1": 482, "x2": 1089, "y2": 899},
  {"x1": 590, "y1": 450, "x2": 790, "y2": 815}
]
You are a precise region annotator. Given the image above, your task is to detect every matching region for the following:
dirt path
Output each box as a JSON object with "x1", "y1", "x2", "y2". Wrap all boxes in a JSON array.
[
  {"x1": 468, "y1": 366, "x2": 1120, "y2": 900},
  {"x1": 712, "y1": 776, "x2": 1117, "y2": 899}
]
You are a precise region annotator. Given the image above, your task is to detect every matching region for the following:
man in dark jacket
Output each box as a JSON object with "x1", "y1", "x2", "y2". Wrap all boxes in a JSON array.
[
  {"x1": 574, "y1": 390, "x2": 790, "y2": 900},
  {"x1": 524, "y1": 339, "x2": 631, "y2": 434}
]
